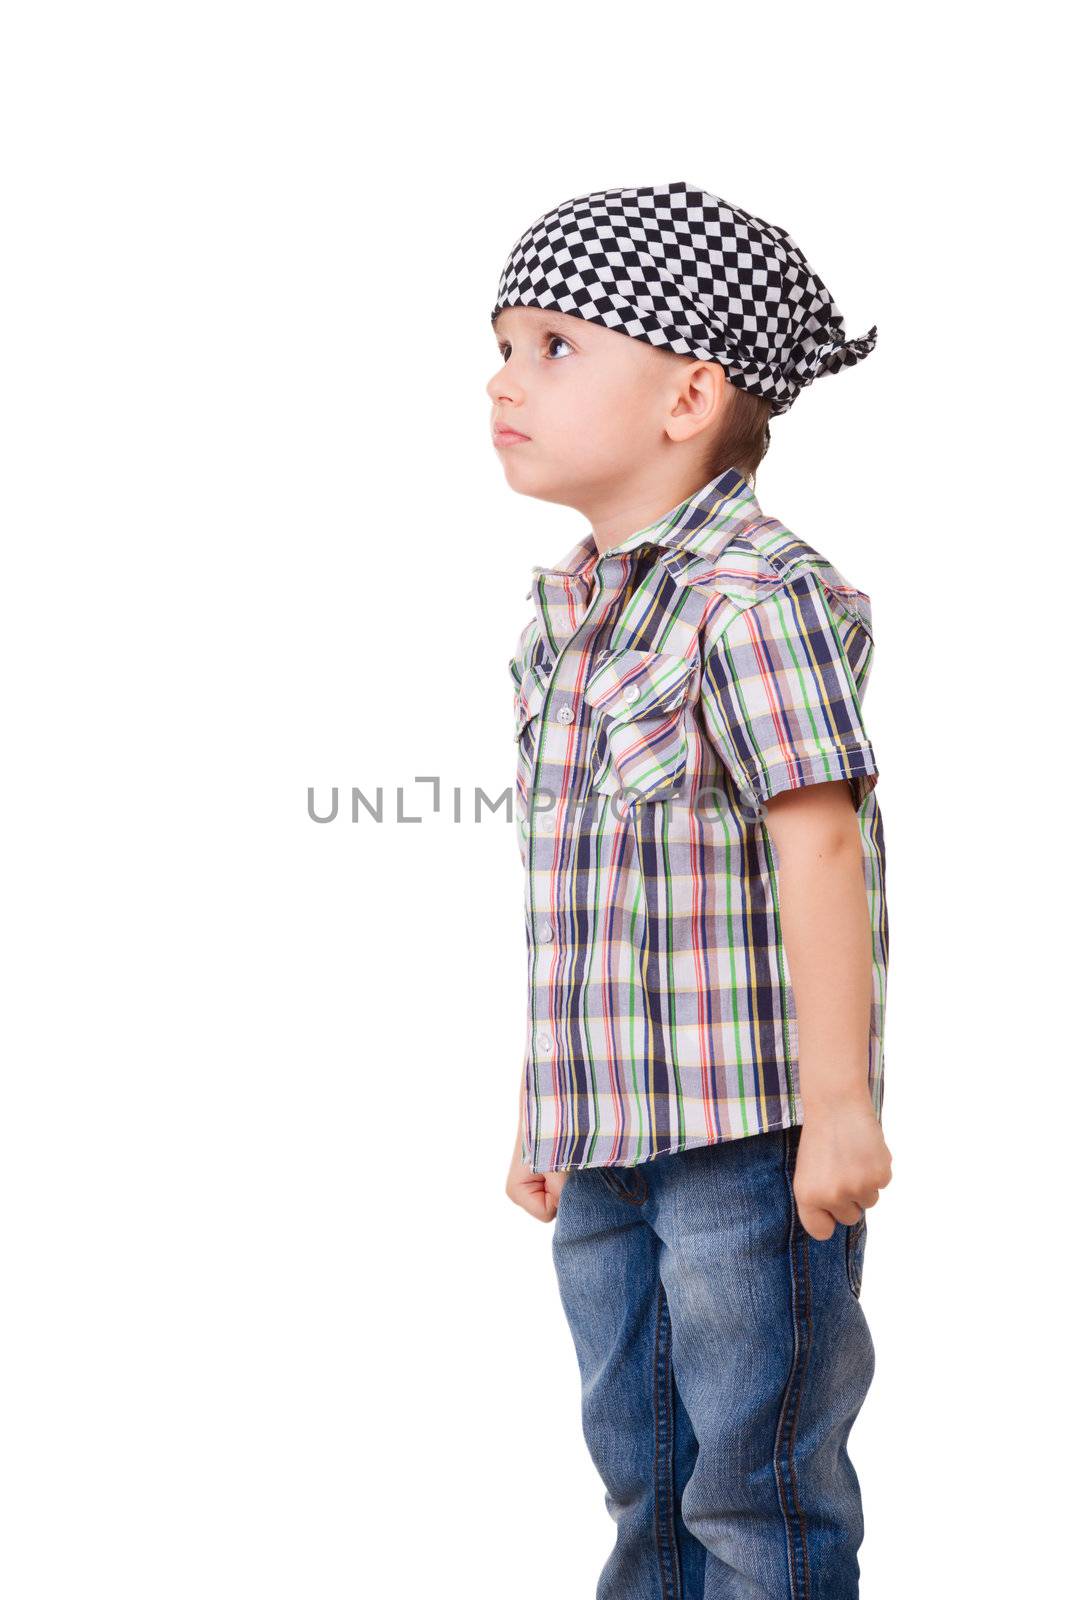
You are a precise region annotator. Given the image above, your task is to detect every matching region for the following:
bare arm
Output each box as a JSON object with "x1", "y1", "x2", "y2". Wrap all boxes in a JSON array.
[{"x1": 763, "y1": 779, "x2": 893, "y2": 1238}]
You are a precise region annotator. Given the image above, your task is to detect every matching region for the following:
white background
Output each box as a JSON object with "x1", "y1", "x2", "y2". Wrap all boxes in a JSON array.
[{"x1": 1, "y1": 4, "x2": 1060, "y2": 1595}]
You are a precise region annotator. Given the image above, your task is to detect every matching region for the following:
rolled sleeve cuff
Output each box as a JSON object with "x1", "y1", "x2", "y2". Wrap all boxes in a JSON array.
[{"x1": 739, "y1": 742, "x2": 880, "y2": 811}]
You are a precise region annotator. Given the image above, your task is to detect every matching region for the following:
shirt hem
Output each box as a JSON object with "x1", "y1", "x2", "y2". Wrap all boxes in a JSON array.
[{"x1": 529, "y1": 1110, "x2": 808, "y2": 1174}]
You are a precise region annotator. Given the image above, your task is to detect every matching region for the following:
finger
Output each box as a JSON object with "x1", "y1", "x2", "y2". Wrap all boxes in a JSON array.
[
  {"x1": 798, "y1": 1204, "x2": 837, "y2": 1241},
  {"x1": 505, "y1": 1183, "x2": 547, "y2": 1220},
  {"x1": 524, "y1": 1187, "x2": 557, "y2": 1223}
]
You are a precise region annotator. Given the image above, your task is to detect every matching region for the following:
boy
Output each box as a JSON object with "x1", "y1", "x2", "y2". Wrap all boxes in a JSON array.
[{"x1": 491, "y1": 182, "x2": 893, "y2": 1598}]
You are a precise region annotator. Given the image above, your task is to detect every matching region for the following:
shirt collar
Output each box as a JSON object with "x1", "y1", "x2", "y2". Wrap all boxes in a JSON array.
[{"x1": 524, "y1": 465, "x2": 762, "y2": 598}]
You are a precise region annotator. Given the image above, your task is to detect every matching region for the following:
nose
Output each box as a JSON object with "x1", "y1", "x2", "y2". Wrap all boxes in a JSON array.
[{"x1": 486, "y1": 364, "x2": 522, "y2": 405}]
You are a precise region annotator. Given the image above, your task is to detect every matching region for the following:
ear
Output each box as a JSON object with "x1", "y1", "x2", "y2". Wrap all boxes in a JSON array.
[{"x1": 663, "y1": 360, "x2": 730, "y2": 445}]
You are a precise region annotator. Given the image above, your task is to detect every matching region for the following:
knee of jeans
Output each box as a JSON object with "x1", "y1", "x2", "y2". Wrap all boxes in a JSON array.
[
  {"x1": 579, "y1": 1408, "x2": 655, "y2": 1502},
  {"x1": 678, "y1": 1456, "x2": 738, "y2": 1550}
]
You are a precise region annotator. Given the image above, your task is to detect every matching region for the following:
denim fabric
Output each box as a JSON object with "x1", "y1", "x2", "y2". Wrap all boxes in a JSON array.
[{"x1": 550, "y1": 1124, "x2": 874, "y2": 1598}]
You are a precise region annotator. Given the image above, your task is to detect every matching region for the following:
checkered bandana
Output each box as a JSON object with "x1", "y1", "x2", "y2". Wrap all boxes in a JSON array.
[{"x1": 490, "y1": 181, "x2": 877, "y2": 417}]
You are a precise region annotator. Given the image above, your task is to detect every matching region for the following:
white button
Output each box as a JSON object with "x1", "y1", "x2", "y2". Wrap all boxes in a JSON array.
[
  {"x1": 536, "y1": 1031, "x2": 552, "y2": 1050},
  {"x1": 557, "y1": 705, "x2": 574, "y2": 724},
  {"x1": 540, "y1": 921, "x2": 553, "y2": 941},
  {"x1": 624, "y1": 685, "x2": 640, "y2": 703}
]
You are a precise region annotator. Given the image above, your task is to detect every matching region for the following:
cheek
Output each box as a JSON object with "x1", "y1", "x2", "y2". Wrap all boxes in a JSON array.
[
  {"x1": 585, "y1": 396, "x2": 654, "y2": 463},
  {"x1": 560, "y1": 381, "x2": 634, "y2": 452}
]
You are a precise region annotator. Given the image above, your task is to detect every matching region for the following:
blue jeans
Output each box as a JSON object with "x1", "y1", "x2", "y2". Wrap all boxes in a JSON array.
[{"x1": 550, "y1": 1124, "x2": 874, "y2": 1599}]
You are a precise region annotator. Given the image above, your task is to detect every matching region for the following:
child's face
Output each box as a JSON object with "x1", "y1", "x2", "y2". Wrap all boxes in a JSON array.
[{"x1": 487, "y1": 306, "x2": 717, "y2": 514}]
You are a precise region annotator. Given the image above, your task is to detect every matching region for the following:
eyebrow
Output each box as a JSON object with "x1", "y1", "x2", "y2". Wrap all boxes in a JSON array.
[{"x1": 494, "y1": 310, "x2": 571, "y2": 338}]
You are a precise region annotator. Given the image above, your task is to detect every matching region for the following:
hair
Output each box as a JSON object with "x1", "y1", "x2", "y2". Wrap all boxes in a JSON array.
[{"x1": 705, "y1": 374, "x2": 773, "y2": 487}]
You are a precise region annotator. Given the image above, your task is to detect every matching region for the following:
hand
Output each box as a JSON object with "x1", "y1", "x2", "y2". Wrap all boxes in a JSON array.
[
  {"x1": 505, "y1": 1127, "x2": 569, "y2": 1222},
  {"x1": 792, "y1": 1097, "x2": 893, "y2": 1241}
]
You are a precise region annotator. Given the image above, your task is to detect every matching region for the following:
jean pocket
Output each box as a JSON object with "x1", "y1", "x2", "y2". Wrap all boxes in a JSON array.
[
  {"x1": 597, "y1": 1165, "x2": 648, "y2": 1205},
  {"x1": 845, "y1": 1211, "x2": 867, "y2": 1300}
]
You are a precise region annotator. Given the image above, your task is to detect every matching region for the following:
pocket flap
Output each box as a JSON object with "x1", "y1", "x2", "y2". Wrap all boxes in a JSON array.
[
  {"x1": 583, "y1": 648, "x2": 697, "y2": 720},
  {"x1": 514, "y1": 662, "x2": 549, "y2": 739}
]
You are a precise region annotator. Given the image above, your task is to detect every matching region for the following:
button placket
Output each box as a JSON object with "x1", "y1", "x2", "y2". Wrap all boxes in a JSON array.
[{"x1": 526, "y1": 557, "x2": 630, "y2": 1061}]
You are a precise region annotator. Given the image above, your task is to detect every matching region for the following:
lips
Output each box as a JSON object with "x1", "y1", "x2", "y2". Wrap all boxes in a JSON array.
[{"x1": 493, "y1": 424, "x2": 530, "y2": 445}]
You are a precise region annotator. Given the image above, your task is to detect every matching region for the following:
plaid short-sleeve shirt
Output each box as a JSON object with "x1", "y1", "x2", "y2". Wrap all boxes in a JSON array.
[{"x1": 508, "y1": 466, "x2": 888, "y2": 1173}]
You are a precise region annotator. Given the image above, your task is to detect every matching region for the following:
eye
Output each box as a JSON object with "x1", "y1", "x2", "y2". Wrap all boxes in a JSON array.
[{"x1": 495, "y1": 331, "x2": 575, "y2": 362}]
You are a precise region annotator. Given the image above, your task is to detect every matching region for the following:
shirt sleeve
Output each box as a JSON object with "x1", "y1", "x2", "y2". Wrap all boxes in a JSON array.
[
  {"x1": 699, "y1": 567, "x2": 880, "y2": 811},
  {"x1": 508, "y1": 623, "x2": 535, "y2": 736}
]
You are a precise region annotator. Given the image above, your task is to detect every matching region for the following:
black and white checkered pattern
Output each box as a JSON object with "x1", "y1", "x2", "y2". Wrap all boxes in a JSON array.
[{"x1": 490, "y1": 181, "x2": 877, "y2": 417}]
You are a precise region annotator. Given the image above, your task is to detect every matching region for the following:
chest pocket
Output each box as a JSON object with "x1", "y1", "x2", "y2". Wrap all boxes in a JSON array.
[
  {"x1": 513, "y1": 660, "x2": 550, "y2": 809},
  {"x1": 583, "y1": 647, "x2": 698, "y2": 803}
]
